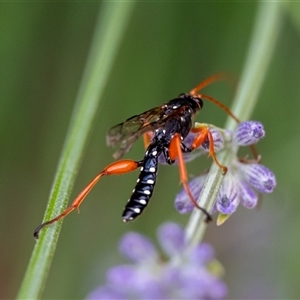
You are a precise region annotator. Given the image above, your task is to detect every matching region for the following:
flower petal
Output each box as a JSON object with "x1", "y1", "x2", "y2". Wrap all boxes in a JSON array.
[
  {"x1": 106, "y1": 265, "x2": 137, "y2": 287},
  {"x1": 216, "y1": 173, "x2": 240, "y2": 214},
  {"x1": 119, "y1": 232, "x2": 158, "y2": 263},
  {"x1": 239, "y1": 180, "x2": 258, "y2": 209},
  {"x1": 189, "y1": 242, "x2": 215, "y2": 265},
  {"x1": 239, "y1": 163, "x2": 276, "y2": 193},
  {"x1": 174, "y1": 175, "x2": 206, "y2": 214},
  {"x1": 157, "y1": 222, "x2": 185, "y2": 256}
]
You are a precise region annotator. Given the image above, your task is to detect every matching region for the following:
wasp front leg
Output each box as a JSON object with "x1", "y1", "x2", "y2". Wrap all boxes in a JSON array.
[
  {"x1": 33, "y1": 159, "x2": 142, "y2": 239},
  {"x1": 190, "y1": 124, "x2": 227, "y2": 174}
]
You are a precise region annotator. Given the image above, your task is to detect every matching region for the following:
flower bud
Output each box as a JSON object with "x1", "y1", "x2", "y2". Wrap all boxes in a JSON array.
[{"x1": 234, "y1": 121, "x2": 265, "y2": 146}]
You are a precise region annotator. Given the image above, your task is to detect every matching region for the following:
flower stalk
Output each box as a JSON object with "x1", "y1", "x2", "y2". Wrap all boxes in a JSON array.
[
  {"x1": 184, "y1": 1, "x2": 282, "y2": 248},
  {"x1": 17, "y1": 3, "x2": 135, "y2": 299}
]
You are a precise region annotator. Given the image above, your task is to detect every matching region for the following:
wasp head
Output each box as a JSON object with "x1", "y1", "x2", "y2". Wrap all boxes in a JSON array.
[{"x1": 178, "y1": 93, "x2": 203, "y2": 112}]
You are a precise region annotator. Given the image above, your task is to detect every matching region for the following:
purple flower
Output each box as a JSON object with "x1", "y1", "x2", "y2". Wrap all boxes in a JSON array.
[
  {"x1": 233, "y1": 121, "x2": 265, "y2": 146},
  {"x1": 216, "y1": 172, "x2": 240, "y2": 215},
  {"x1": 87, "y1": 222, "x2": 227, "y2": 299},
  {"x1": 174, "y1": 174, "x2": 206, "y2": 214},
  {"x1": 189, "y1": 242, "x2": 215, "y2": 265},
  {"x1": 157, "y1": 222, "x2": 185, "y2": 255},
  {"x1": 238, "y1": 162, "x2": 276, "y2": 194},
  {"x1": 238, "y1": 180, "x2": 258, "y2": 209},
  {"x1": 119, "y1": 232, "x2": 158, "y2": 263},
  {"x1": 173, "y1": 121, "x2": 276, "y2": 217}
]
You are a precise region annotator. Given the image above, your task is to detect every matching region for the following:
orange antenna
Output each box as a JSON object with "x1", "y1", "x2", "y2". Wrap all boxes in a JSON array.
[
  {"x1": 189, "y1": 73, "x2": 240, "y2": 123},
  {"x1": 200, "y1": 94, "x2": 240, "y2": 123},
  {"x1": 190, "y1": 74, "x2": 261, "y2": 160},
  {"x1": 189, "y1": 73, "x2": 235, "y2": 93}
]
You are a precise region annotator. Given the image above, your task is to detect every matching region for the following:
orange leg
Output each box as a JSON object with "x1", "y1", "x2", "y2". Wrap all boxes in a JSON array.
[
  {"x1": 190, "y1": 125, "x2": 227, "y2": 174},
  {"x1": 169, "y1": 133, "x2": 212, "y2": 222},
  {"x1": 34, "y1": 159, "x2": 141, "y2": 239}
]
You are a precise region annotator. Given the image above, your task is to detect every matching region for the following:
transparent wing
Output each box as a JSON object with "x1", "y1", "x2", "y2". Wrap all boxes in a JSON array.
[{"x1": 106, "y1": 105, "x2": 177, "y2": 159}]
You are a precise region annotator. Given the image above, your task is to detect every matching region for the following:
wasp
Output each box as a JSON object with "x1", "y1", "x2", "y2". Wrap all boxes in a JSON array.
[{"x1": 34, "y1": 74, "x2": 239, "y2": 239}]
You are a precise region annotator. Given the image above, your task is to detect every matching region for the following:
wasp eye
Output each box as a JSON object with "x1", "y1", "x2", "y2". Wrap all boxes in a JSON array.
[{"x1": 198, "y1": 98, "x2": 203, "y2": 108}]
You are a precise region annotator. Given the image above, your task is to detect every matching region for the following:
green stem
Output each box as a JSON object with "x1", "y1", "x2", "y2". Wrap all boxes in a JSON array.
[
  {"x1": 17, "y1": 3, "x2": 134, "y2": 299},
  {"x1": 185, "y1": 1, "x2": 283, "y2": 248}
]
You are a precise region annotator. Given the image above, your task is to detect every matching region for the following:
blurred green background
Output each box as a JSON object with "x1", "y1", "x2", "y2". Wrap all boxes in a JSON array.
[{"x1": 1, "y1": 2, "x2": 300, "y2": 299}]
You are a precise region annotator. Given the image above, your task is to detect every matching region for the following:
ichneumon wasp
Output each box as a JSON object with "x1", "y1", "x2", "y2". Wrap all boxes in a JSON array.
[{"x1": 33, "y1": 74, "x2": 240, "y2": 239}]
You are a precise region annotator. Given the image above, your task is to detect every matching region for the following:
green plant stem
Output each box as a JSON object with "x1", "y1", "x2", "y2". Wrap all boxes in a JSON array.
[
  {"x1": 185, "y1": 1, "x2": 282, "y2": 249},
  {"x1": 17, "y1": 3, "x2": 134, "y2": 299}
]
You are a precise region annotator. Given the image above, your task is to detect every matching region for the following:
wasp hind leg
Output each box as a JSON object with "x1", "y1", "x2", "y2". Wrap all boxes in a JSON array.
[{"x1": 33, "y1": 159, "x2": 142, "y2": 239}]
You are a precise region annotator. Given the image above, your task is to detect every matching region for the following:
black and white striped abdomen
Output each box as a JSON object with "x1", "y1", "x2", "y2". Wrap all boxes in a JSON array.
[{"x1": 122, "y1": 149, "x2": 159, "y2": 222}]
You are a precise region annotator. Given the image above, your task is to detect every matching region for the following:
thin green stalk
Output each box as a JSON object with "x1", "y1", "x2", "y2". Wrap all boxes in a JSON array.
[
  {"x1": 185, "y1": 1, "x2": 283, "y2": 248},
  {"x1": 17, "y1": 3, "x2": 134, "y2": 299}
]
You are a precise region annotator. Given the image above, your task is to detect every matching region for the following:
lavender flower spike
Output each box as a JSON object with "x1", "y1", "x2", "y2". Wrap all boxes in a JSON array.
[
  {"x1": 173, "y1": 119, "x2": 275, "y2": 222},
  {"x1": 87, "y1": 222, "x2": 227, "y2": 300},
  {"x1": 234, "y1": 121, "x2": 265, "y2": 146}
]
